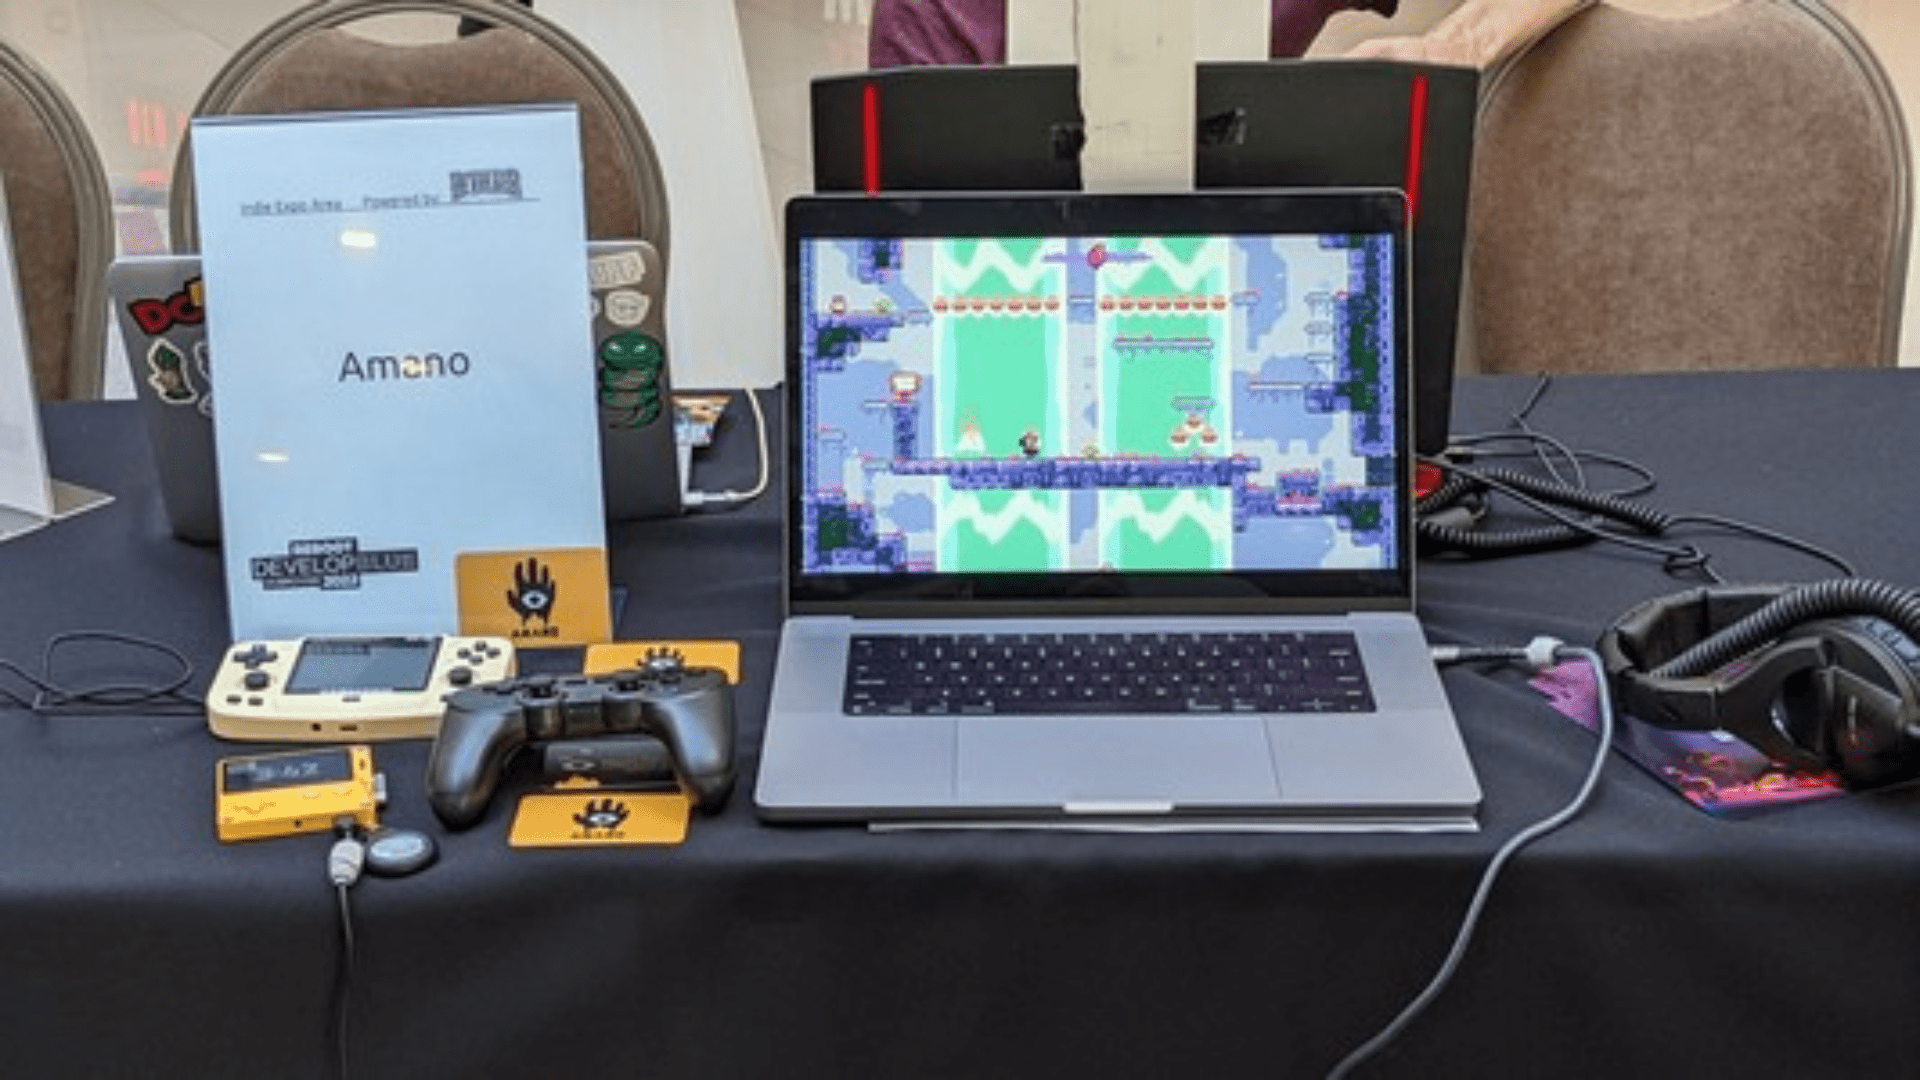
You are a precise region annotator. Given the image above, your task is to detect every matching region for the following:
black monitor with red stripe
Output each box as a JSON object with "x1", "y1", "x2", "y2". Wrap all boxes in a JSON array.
[{"x1": 812, "y1": 59, "x2": 1478, "y2": 457}]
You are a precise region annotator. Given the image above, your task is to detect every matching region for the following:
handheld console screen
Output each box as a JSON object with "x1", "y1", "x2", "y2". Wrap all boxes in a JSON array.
[{"x1": 286, "y1": 637, "x2": 437, "y2": 694}]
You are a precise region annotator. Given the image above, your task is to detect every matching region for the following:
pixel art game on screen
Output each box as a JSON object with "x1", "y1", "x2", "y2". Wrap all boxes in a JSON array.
[{"x1": 796, "y1": 230, "x2": 1399, "y2": 577}]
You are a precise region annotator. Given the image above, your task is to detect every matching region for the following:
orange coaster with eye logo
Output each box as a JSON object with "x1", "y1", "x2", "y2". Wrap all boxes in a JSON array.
[
  {"x1": 583, "y1": 640, "x2": 740, "y2": 681},
  {"x1": 455, "y1": 548, "x2": 613, "y2": 647},
  {"x1": 508, "y1": 790, "x2": 691, "y2": 847}
]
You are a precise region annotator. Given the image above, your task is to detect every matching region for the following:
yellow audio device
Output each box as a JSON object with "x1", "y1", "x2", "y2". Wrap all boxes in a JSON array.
[{"x1": 215, "y1": 746, "x2": 381, "y2": 843}]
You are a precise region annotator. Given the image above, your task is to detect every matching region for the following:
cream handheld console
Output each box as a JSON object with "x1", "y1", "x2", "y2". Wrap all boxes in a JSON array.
[{"x1": 208, "y1": 636, "x2": 514, "y2": 741}]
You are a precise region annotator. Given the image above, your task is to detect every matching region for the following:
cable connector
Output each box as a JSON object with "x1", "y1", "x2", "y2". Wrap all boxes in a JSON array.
[
  {"x1": 1523, "y1": 635, "x2": 1567, "y2": 671},
  {"x1": 328, "y1": 817, "x2": 365, "y2": 888},
  {"x1": 1430, "y1": 644, "x2": 1518, "y2": 666},
  {"x1": 1429, "y1": 635, "x2": 1568, "y2": 672},
  {"x1": 682, "y1": 488, "x2": 754, "y2": 509}
]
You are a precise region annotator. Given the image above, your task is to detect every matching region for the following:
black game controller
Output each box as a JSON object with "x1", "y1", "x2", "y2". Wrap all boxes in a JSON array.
[{"x1": 426, "y1": 650, "x2": 735, "y2": 829}]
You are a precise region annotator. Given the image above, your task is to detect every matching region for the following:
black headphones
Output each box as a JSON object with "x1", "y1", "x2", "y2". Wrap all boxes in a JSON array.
[{"x1": 1599, "y1": 579, "x2": 1920, "y2": 789}]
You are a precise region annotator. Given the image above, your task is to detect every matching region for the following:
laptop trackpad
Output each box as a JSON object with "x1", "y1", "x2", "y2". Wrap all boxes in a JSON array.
[{"x1": 957, "y1": 718, "x2": 1280, "y2": 808}]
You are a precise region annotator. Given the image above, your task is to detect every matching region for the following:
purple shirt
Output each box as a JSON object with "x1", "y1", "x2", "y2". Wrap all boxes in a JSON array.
[{"x1": 869, "y1": 0, "x2": 1402, "y2": 68}]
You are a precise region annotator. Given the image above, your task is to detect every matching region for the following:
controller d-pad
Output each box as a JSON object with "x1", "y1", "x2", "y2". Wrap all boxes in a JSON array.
[{"x1": 232, "y1": 644, "x2": 278, "y2": 668}]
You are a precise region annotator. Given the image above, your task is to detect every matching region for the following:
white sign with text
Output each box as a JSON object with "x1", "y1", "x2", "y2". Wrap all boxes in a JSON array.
[{"x1": 192, "y1": 105, "x2": 608, "y2": 639}]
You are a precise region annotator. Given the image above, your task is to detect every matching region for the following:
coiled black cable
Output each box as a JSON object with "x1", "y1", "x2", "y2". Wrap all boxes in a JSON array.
[
  {"x1": 1415, "y1": 469, "x2": 1482, "y2": 516},
  {"x1": 1418, "y1": 458, "x2": 1688, "y2": 560},
  {"x1": 1419, "y1": 373, "x2": 1862, "y2": 580},
  {"x1": 1417, "y1": 454, "x2": 1855, "y2": 582},
  {"x1": 1653, "y1": 578, "x2": 1920, "y2": 679},
  {"x1": 1467, "y1": 465, "x2": 1674, "y2": 533}
]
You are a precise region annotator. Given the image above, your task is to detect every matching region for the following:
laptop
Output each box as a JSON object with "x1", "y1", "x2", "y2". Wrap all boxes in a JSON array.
[
  {"x1": 107, "y1": 255, "x2": 220, "y2": 543},
  {"x1": 107, "y1": 240, "x2": 682, "y2": 545},
  {"x1": 754, "y1": 189, "x2": 1481, "y2": 828},
  {"x1": 809, "y1": 59, "x2": 1479, "y2": 457}
]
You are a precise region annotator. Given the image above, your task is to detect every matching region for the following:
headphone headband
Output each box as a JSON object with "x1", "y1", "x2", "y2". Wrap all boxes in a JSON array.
[
  {"x1": 1600, "y1": 584, "x2": 1831, "y2": 772},
  {"x1": 1600, "y1": 580, "x2": 1920, "y2": 785}
]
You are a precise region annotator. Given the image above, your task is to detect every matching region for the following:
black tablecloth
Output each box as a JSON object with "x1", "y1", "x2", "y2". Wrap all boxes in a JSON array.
[{"x1": 6, "y1": 371, "x2": 1920, "y2": 1079}]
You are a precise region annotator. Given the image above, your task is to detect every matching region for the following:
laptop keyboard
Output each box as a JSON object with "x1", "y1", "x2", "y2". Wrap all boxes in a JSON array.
[{"x1": 844, "y1": 630, "x2": 1375, "y2": 716}]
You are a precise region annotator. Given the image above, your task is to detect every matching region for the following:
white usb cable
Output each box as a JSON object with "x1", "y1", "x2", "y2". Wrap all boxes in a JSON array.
[{"x1": 681, "y1": 388, "x2": 771, "y2": 510}]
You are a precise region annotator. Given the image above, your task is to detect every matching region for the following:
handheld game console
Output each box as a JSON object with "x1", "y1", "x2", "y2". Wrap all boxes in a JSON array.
[
  {"x1": 426, "y1": 649, "x2": 735, "y2": 829},
  {"x1": 208, "y1": 635, "x2": 515, "y2": 742}
]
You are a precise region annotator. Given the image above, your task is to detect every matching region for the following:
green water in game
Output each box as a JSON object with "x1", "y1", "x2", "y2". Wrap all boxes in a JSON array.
[{"x1": 931, "y1": 236, "x2": 1232, "y2": 572}]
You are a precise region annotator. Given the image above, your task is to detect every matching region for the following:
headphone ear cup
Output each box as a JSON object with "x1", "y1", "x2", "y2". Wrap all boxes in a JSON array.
[{"x1": 1781, "y1": 618, "x2": 1920, "y2": 788}]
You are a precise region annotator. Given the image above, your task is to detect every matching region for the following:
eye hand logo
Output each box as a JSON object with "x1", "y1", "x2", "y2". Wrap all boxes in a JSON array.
[
  {"x1": 572, "y1": 798, "x2": 630, "y2": 838},
  {"x1": 506, "y1": 557, "x2": 559, "y2": 636}
]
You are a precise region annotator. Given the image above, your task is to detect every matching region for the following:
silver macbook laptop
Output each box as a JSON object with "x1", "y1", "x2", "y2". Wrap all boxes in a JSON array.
[{"x1": 755, "y1": 189, "x2": 1480, "y2": 828}]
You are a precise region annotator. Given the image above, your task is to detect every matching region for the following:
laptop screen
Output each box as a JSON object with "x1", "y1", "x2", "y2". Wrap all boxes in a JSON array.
[{"x1": 786, "y1": 191, "x2": 1411, "y2": 616}]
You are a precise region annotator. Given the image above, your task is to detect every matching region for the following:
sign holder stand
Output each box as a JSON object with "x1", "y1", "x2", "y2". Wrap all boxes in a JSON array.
[{"x1": 0, "y1": 177, "x2": 110, "y2": 543}]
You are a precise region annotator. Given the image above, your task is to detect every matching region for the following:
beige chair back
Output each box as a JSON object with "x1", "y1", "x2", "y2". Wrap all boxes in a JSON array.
[
  {"x1": 1468, "y1": 0, "x2": 1910, "y2": 374},
  {"x1": 0, "y1": 37, "x2": 112, "y2": 400},
  {"x1": 168, "y1": 0, "x2": 669, "y2": 264}
]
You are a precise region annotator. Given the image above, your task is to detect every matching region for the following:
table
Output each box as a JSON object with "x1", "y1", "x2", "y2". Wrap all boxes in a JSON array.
[{"x1": 5, "y1": 371, "x2": 1920, "y2": 1079}]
